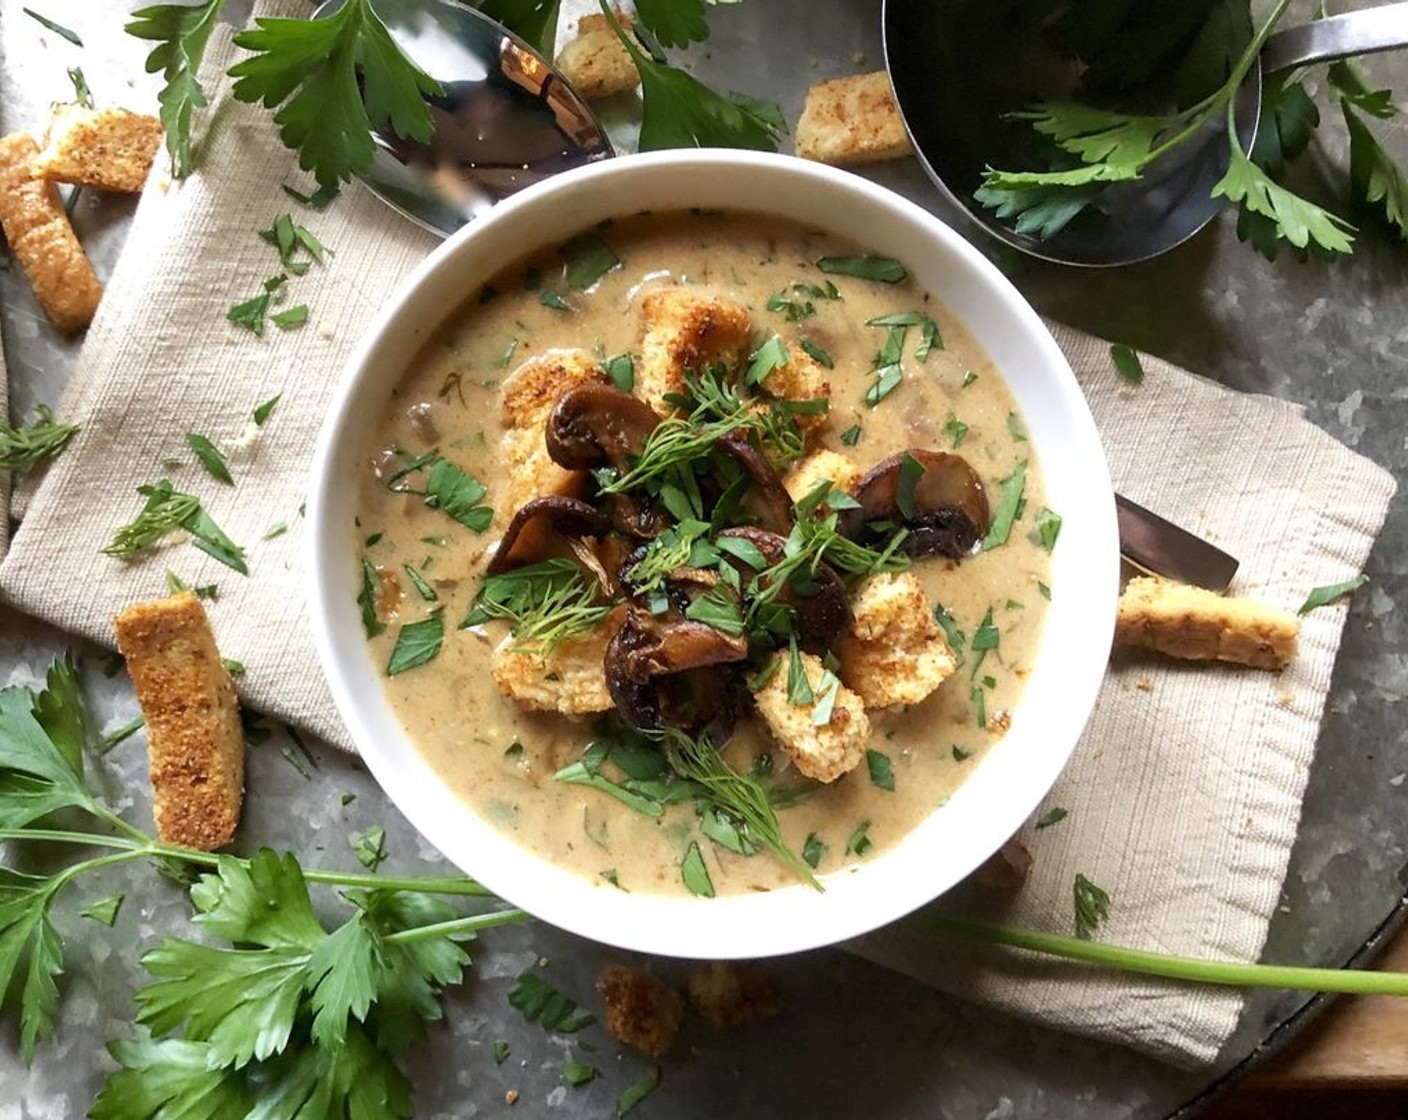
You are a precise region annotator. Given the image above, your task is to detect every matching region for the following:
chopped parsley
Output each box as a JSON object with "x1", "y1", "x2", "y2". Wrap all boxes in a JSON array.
[
  {"x1": 352, "y1": 824, "x2": 387, "y2": 871},
  {"x1": 385, "y1": 608, "x2": 445, "y2": 676},
  {"x1": 802, "y1": 832, "x2": 826, "y2": 869},
  {"x1": 1033, "y1": 508, "x2": 1063, "y2": 552},
  {"x1": 981, "y1": 462, "x2": 1028, "y2": 551},
  {"x1": 799, "y1": 338, "x2": 834, "y2": 369},
  {"x1": 186, "y1": 432, "x2": 233, "y2": 485},
  {"x1": 681, "y1": 841, "x2": 715, "y2": 897},
  {"x1": 253, "y1": 394, "x2": 281, "y2": 425},
  {"x1": 1299, "y1": 574, "x2": 1369, "y2": 614},
  {"x1": 508, "y1": 971, "x2": 595, "y2": 1033},
  {"x1": 840, "y1": 424, "x2": 862, "y2": 447},
  {"x1": 1035, "y1": 807, "x2": 1068, "y2": 829},
  {"x1": 1111, "y1": 343, "x2": 1146, "y2": 384},
  {"x1": 845, "y1": 820, "x2": 873, "y2": 856},
  {"x1": 866, "y1": 750, "x2": 895, "y2": 791},
  {"x1": 1074, "y1": 873, "x2": 1111, "y2": 939},
  {"x1": 817, "y1": 255, "x2": 908, "y2": 283},
  {"x1": 560, "y1": 231, "x2": 620, "y2": 290}
]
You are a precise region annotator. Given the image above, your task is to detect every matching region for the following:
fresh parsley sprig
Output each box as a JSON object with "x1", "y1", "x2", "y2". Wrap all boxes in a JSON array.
[
  {"x1": 229, "y1": 0, "x2": 444, "y2": 190},
  {"x1": 977, "y1": 0, "x2": 1403, "y2": 257},
  {"x1": 126, "y1": 0, "x2": 226, "y2": 179},
  {"x1": 0, "y1": 656, "x2": 526, "y2": 1095}
]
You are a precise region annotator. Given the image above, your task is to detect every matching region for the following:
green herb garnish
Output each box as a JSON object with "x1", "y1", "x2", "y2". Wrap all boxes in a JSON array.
[
  {"x1": 1033, "y1": 508, "x2": 1062, "y2": 552},
  {"x1": 680, "y1": 841, "x2": 715, "y2": 898},
  {"x1": 845, "y1": 820, "x2": 873, "y2": 857},
  {"x1": 799, "y1": 339, "x2": 834, "y2": 369},
  {"x1": 185, "y1": 433, "x2": 233, "y2": 486},
  {"x1": 386, "y1": 608, "x2": 444, "y2": 676},
  {"x1": 1074, "y1": 873, "x2": 1112, "y2": 939},
  {"x1": 1111, "y1": 344, "x2": 1146, "y2": 384},
  {"x1": 424, "y1": 459, "x2": 492, "y2": 531},
  {"x1": 465, "y1": 560, "x2": 610, "y2": 654},
  {"x1": 81, "y1": 894, "x2": 124, "y2": 927},
  {"x1": 0, "y1": 404, "x2": 77, "y2": 474},
  {"x1": 981, "y1": 462, "x2": 1027, "y2": 551},
  {"x1": 616, "y1": 1067, "x2": 662, "y2": 1117},
  {"x1": 23, "y1": 7, "x2": 82, "y2": 45},
  {"x1": 352, "y1": 825, "x2": 387, "y2": 871},
  {"x1": 1299, "y1": 574, "x2": 1369, "y2": 615},
  {"x1": 227, "y1": 0, "x2": 443, "y2": 189},
  {"x1": 865, "y1": 750, "x2": 895, "y2": 792},
  {"x1": 508, "y1": 971, "x2": 595, "y2": 1033},
  {"x1": 817, "y1": 255, "x2": 908, "y2": 283},
  {"x1": 1035, "y1": 807, "x2": 1068, "y2": 829},
  {"x1": 561, "y1": 231, "x2": 620, "y2": 290},
  {"x1": 104, "y1": 480, "x2": 247, "y2": 574}
]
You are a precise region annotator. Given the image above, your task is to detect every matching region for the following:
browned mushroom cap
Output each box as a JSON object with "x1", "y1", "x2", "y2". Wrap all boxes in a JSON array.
[
  {"x1": 716, "y1": 433, "x2": 794, "y2": 535},
  {"x1": 545, "y1": 382, "x2": 663, "y2": 470},
  {"x1": 487, "y1": 496, "x2": 609, "y2": 575},
  {"x1": 605, "y1": 608, "x2": 749, "y2": 743},
  {"x1": 715, "y1": 527, "x2": 851, "y2": 653},
  {"x1": 837, "y1": 450, "x2": 990, "y2": 559}
]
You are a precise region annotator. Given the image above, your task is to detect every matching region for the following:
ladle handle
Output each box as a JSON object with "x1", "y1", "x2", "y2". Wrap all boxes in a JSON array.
[{"x1": 1262, "y1": 2, "x2": 1408, "y2": 72}]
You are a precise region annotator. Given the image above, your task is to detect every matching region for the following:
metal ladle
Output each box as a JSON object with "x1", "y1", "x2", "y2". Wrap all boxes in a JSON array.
[
  {"x1": 322, "y1": 0, "x2": 612, "y2": 236},
  {"x1": 881, "y1": 0, "x2": 1408, "y2": 267}
]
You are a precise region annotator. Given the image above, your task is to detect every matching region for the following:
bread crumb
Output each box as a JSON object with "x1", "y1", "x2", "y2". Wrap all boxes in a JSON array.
[
  {"x1": 687, "y1": 962, "x2": 782, "y2": 1027},
  {"x1": 1115, "y1": 576, "x2": 1299, "y2": 670},
  {"x1": 597, "y1": 965, "x2": 684, "y2": 1058},
  {"x1": 0, "y1": 131, "x2": 103, "y2": 333},
  {"x1": 1135, "y1": 677, "x2": 1154, "y2": 692},
  {"x1": 795, "y1": 71, "x2": 913, "y2": 166},
  {"x1": 504, "y1": 1090, "x2": 519, "y2": 1106},
  {"x1": 113, "y1": 593, "x2": 244, "y2": 851}
]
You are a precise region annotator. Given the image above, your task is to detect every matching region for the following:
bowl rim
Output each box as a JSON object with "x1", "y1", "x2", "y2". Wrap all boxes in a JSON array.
[{"x1": 307, "y1": 148, "x2": 1119, "y2": 959}]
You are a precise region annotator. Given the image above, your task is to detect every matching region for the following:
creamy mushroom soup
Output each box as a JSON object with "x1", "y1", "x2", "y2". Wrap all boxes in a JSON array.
[{"x1": 354, "y1": 210, "x2": 1053, "y2": 898}]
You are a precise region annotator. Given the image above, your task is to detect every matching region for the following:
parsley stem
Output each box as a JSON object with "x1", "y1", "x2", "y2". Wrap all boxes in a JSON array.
[
  {"x1": 382, "y1": 908, "x2": 531, "y2": 945},
  {"x1": 299, "y1": 870, "x2": 497, "y2": 896},
  {"x1": 87, "y1": 802, "x2": 157, "y2": 846},
  {"x1": 0, "y1": 827, "x2": 141, "y2": 850},
  {"x1": 935, "y1": 914, "x2": 1408, "y2": 996}
]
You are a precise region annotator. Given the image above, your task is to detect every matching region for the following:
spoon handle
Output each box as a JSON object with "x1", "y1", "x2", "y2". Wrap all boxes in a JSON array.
[{"x1": 1262, "y1": 2, "x2": 1408, "y2": 73}]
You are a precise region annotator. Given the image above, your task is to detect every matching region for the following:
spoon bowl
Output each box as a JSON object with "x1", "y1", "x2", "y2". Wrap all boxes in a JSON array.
[{"x1": 327, "y1": 0, "x2": 612, "y2": 236}]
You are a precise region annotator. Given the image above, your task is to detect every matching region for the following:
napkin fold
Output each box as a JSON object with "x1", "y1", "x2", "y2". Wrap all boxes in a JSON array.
[{"x1": 0, "y1": 5, "x2": 1395, "y2": 1068}]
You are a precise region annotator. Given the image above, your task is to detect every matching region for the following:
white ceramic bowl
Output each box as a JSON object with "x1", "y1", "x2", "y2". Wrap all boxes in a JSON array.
[{"x1": 308, "y1": 150, "x2": 1118, "y2": 959}]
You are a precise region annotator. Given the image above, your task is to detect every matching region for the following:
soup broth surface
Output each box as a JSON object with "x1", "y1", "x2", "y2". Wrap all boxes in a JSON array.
[{"x1": 355, "y1": 210, "x2": 1051, "y2": 898}]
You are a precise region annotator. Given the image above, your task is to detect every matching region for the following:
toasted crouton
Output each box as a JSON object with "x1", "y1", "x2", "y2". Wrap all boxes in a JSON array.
[
  {"x1": 1114, "y1": 576, "x2": 1299, "y2": 670},
  {"x1": 113, "y1": 593, "x2": 244, "y2": 851},
  {"x1": 0, "y1": 132, "x2": 102, "y2": 333},
  {"x1": 783, "y1": 448, "x2": 862, "y2": 504},
  {"x1": 32, "y1": 105, "x2": 162, "y2": 193},
  {"x1": 756, "y1": 343, "x2": 830, "y2": 435},
  {"x1": 794, "y1": 71, "x2": 913, "y2": 166},
  {"x1": 596, "y1": 965, "x2": 684, "y2": 1058},
  {"x1": 637, "y1": 287, "x2": 752, "y2": 414},
  {"x1": 490, "y1": 612, "x2": 622, "y2": 715},
  {"x1": 837, "y1": 572, "x2": 956, "y2": 708},
  {"x1": 754, "y1": 649, "x2": 870, "y2": 783},
  {"x1": 557, "y1": 11, "x2": 639, "y2": 101},
  {"x1": 498, "y1": 349, "x2": 603, "y2": 522},
  {"x1": 687, "y1": 962, "x2": 782, "y2": 1027}
]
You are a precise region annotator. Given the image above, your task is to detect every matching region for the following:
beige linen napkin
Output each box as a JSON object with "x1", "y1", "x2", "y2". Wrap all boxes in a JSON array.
[{"x1": 0, "y1": 4, "x2": 1396, "y2": 1068}]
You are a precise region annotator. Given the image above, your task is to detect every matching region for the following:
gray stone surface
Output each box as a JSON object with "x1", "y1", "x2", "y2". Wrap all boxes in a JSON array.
[{"x1": 2, "y1": 2, "x2": 1406, "y2": 1117}]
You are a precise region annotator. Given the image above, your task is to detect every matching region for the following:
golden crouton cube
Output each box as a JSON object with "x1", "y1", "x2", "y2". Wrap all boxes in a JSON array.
[
  {"x1": 687, "y1": 962, "x2": 783, "y2": 1027},
  {"x1": 498, "y1": 349, "x2": 603, "y2": 523},
  {"x1": 489, "y1": 613, "x2": 621, "y2": 715},
  {"x1": 33, "y1": 105, "x2": 163, "y2": 193},
  {"x1": 113, "y1": 593, "x2": 245, "y2": 851},
  {"x1": 1114, "y1": 576, "x2": 1299, "y2": 670},
  {"x1": 756, "y1": 342, "x2": 830, "y2": 435},
  {"x1": 754, "y1": 649, "x2": 870, "y2": 783},
  {"x1": 637, "y1": 286, "x2": 752, "y2": 414},
  {"x1": 795, "y1": 71, "x2": 914, "y2": 166},
  {"x1": 783, "y1": 448, "x2": 862, "y2": 505},
  {"x1": 557, "y1": 12, "x2": 639, "y2": 101},
  {"x1": 837, "y1": 572, "x2": 956, "y2": 708},
  {"x1": 596, "y1": 965, "x2": 684, "y2": 1058},
  {"x1": 0, "y1": 132, "x2": 102, "y2": 333}
]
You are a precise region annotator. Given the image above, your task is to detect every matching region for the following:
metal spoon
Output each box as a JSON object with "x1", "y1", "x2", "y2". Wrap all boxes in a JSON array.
[
  {"x1": 321, "y1": 0, "x2": 612, "y2": 236},
  {"x1": 882, "y1": 0, "x2": 1408, "y2": 267}
]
